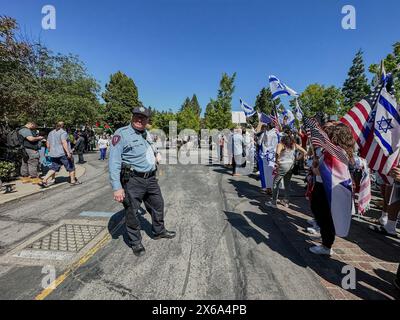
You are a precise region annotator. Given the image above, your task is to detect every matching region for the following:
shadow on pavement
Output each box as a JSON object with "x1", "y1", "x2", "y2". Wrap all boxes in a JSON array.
[
  {"x1": 107, "y1": 207, "x2": 153, "y2": 247},
  {"x1": 221, "y1": 168, "x2": 400, "y2": 300}
]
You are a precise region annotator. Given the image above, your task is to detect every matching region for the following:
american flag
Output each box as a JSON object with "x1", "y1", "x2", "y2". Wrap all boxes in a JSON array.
[
  {"x1": 340, "y1": 78, "x2": 399, "y2": 177},
  {"x1": 303, "y1": 117, "x2": 350, "y2": 165}
]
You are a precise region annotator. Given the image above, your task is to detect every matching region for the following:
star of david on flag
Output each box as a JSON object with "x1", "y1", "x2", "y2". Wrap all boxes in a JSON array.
[
  {"x1": 269, "y1": 75, "x2": 299, "y2": 100},
  {"x1": 373, "y1": 85, "x2": 400, "y2": 156},
  {"x1": 376, "y1": 116, "x2": 394, "y2": 134}
]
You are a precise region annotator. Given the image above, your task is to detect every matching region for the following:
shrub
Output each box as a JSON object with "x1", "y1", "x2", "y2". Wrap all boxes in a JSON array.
[{"x1": 0, "y1": 161, "x2": 16, "y2": 181}]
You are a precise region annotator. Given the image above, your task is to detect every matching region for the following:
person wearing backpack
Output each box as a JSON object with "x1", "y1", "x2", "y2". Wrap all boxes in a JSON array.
[{"x1": 18, "y1": 122, "x2": 44, "y2": 183}]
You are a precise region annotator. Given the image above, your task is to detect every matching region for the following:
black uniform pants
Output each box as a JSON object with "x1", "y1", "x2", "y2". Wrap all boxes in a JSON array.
[
  {"x1": 123, "y1": 175, "x2": 165, "y2": 246},
  {"x1": 311, "y1": 182, "x2": 336, "y2": 249}
]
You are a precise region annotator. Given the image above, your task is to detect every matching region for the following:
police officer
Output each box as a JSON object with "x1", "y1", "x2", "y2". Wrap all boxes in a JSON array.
[{"x1": 109, "y1": 106, "x2": 176, "y2": 257}]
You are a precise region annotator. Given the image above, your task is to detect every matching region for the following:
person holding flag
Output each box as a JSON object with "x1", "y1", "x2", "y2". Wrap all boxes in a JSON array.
[
  {"x1": 265, "y1": 129, "x2": 307, "y2": 209},
  {"x1": 303, "y1": 119, "x2": 356, "y2": 256},
  {"x1": 340, "y1": 69, "x2": 400, "y2": 238}
]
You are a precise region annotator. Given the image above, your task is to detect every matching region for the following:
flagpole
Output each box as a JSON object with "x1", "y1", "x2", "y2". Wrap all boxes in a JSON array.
[{"x1": 272, "y1": 99, "x2": 282, "y2": 132}]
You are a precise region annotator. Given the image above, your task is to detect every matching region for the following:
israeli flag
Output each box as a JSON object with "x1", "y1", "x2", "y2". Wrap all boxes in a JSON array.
[
  {"x1": 240, "y1": 99, "x2": 256, "y2": 117},
  {"x1": 373, "y1": 87, "x2": 400, "y2": 156},
  {"x1": 295, "y1": 98, "x2": 303, "y2": 121},
  {"x1": 280, "y1": 109, "x2": 296, "y2": 128},
  {"x1": 269, "y1": 75, "x2": 299, "y2": 100},
  {"x1": 258, "y1": 112, "x2": 272, "y2": 124}
]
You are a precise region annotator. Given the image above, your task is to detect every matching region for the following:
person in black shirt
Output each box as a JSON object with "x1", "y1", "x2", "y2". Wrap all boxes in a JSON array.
[{"x1": 18, "y1": 122, "x2": 44, "y2": 183}]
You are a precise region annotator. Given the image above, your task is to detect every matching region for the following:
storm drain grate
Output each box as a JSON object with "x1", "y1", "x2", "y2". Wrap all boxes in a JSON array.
[{"x1": 27, "y1": 224, "x2": 105, "y2": 252}]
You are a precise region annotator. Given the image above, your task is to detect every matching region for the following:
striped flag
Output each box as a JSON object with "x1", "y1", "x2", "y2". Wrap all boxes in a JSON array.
[
  {"x1": 340, "y1": 79, "x2": 400, "y2": 177},
  {"x1": 240, "y1": 99, "x2": 256, "y2": 118},
  {"x1": 295, "y1": 98, "x2": 303, "y2": 121},
  {"x1": 258, "y1": 112, "x2": 272, "y2": 124},
  {"x1": 281, "y1": 109, "x2": 295, "y2": 127},
  {"x1": 319, "y1": 152, "x2": 354, "y2": 237},
  {"x1": 269, "y1": 75, "x2": 299, "y2": 100},
  {"x1": 303, "y1": 117, "x2": 349, "y2": 165},
  {"x1": 358, "y1": 167, "x2": 372, "y2": 215},
  {"x1": 373, "y1": 79, "x2": 400, "y2": 156}
]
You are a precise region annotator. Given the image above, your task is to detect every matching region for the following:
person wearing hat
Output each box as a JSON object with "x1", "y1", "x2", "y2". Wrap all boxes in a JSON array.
[{"x1": 109, "y1": 106, "x2": 176, "y2": 257}]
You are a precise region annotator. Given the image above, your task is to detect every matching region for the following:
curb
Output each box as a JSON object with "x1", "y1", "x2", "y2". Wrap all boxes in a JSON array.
[{"x1": 0, "y1": 165, "x2": 86, "y2": 206}]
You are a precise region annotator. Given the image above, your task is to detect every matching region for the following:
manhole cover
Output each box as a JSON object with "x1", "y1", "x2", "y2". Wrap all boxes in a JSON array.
[{"x1": 27, "y1": 224, "x2": 105, "y2": 252}]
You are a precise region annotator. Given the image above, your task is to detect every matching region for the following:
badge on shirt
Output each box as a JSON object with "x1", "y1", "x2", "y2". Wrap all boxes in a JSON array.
[{"x1": 112, "y1": 135, "x2": 121, "y2": 146}]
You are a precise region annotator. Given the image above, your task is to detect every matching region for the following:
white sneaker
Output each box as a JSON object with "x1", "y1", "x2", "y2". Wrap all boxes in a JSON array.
[
  {"x1": 307, "y1": 227, "x2": 320, "y2": 235},
  {"x1": 265, "y1": 201, "x2": 277, "y2": 209},
  {"x1": 279, "y1": 200, "x2": 290, "y2": 208},
  {"x1": 379, "y1": 217, "x2": 388, "y2": 226},
  {"x1": 309, "y1": 245, "x2": 332, "y2": 256}
]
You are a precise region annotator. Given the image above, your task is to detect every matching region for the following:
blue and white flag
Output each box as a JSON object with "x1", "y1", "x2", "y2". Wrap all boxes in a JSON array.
[
  {"x1": 319, "y1": 153, "x2": 354, "y2": 237},
  {"x1": 281, "y1": 109, "x2": 295, "y2": 127},
  {"x1": 258, "y1": 112, "x2": 272, "y2": 124},
  {"x1": 240, "y1": 99, "x2": 256, "y2": 118},
  {"x1": 373, "y1": 86, "x2": 400, "y2": 157},
  {"x1": 295, "y1": 98, "x2": 303, "y2": 121},
  {"x1": 269, "y1": 75, "x2": 299, "y2": 100}
]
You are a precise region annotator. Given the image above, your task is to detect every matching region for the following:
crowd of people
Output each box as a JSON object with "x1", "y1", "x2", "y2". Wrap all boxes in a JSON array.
[
  {"x1": 4, "y1": 121, "x2": 112, "y2": 187},
  {"x1": 216, "y1": 118, "x2": 399, "y2": 290},
  {"x1": 218, "y1": 120, "x2": 399, "y2": 255}
]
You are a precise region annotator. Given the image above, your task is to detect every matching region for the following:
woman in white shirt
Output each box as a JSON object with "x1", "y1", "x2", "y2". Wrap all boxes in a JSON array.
[{"x1": 98, "y1": 135, "x2": 109, "y2": 160}]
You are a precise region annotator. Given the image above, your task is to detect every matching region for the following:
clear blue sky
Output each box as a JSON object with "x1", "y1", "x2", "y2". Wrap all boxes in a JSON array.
[{"x1": 2, "y1": 0, "x2": 400, "y2": 113}]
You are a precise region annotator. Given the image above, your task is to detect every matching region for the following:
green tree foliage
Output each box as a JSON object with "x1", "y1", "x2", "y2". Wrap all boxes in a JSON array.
[
  {"x1": 204, "y1": 72, "x2": 236, "y2": 130},
  {"x1": 369, "y1": 42, "x2": 400, "y2": 101},
  {"x1": 0, "y1": 16, "x2": 42, "y2": 124},
  {"x1": 297, "y1": 84, "x2": 345, "y2": 117},
  {"x1": 0, "y1": 16, "x2": 101, "y2": 127},
  {"x1": 39, "y1": 54, "x2": 101, "y2": 127},
  {"x1": 151, "y1": 109, "x2": 177, "y2": 135},
  {"x1": 102, "y1": 71, "x2": 140, "y2": 130},
  {"x1": 177, "y1": 96, "x2": 201, "y2": 132},
  {"x1": 342, "y1": 49, "x2": 370, "y2": 111},
  {"x1": 248, "y1": 87, "x2": 281, "y2": 127},
  {"x1": 190, "y1": 94, "x2": 201, "y2": 116}
]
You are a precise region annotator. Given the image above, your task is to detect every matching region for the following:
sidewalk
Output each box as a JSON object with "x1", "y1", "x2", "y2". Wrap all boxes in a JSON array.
[
  {"x1": 221, "y1": 168, "x2": 400, "y2": 300},
  {"x1": 0, "y1": 164, "x2": 86, "y2": 205}
]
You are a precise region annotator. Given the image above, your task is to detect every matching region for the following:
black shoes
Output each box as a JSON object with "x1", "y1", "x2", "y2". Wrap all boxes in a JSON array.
[
  {"x1": 131, "y1": 243, "x2": 146, "y2": 257},
  {"x1": 153, "y1": 230, "x2": 176, "y2": 240}
]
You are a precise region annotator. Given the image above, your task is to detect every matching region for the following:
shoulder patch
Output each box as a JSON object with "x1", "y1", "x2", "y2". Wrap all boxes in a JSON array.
[{"x1": 112, "y1": 135, "x2": 121, "y2": 146}]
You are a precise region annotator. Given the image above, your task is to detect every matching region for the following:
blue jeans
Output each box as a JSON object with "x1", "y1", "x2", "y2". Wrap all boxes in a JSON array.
[{"x1": 100, "y1": 148, "x2": 107, "y2": 160}]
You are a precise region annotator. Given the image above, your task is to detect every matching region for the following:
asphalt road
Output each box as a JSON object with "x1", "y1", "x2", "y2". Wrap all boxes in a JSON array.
[{"x1": 0, "y1": 149, "x2": 329, "y2": 300}]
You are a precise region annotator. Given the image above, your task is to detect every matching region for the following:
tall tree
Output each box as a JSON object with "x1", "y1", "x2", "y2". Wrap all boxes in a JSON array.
[
  {"x1": 204, "y1": 72, "x2": 236, "y2": 130},
  {"x1": 177, "y1": 97, "x2": 200, "y2": 132},
  {"x1": 0, "y1": 16, "x2": 42, "y2": 124},
  {"x1": 297, "y1": 84, "x2": 345, "y2": 117},
  {"x1": 190, "y1": 94, "x2": 201, "y2": 116},
  {"x1": 342, "y1": 49, "x2": 371, "y2": 111},
  {"x1": 102, "y1": 71, "x2": 139, "y2": 129},
  {"x1": 39, "y1": 54, "x2": 101, "y2": 127},
  {"x1": 0, "y1": 16, "x2": 101, "y2": 127}
]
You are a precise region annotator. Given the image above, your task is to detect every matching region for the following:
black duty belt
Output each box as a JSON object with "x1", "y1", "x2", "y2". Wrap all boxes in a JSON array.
[{"x1": 130, "y1": 169, "x2": 157, "y2": 179}]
